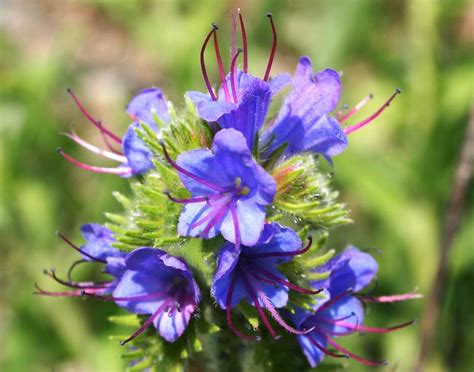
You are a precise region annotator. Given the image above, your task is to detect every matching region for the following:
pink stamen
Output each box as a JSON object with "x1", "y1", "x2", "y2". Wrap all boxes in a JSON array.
[
  {"x1": 120, "y1": 300, "x2": 171, "y2": 345},
  {"x1": 200, "y1": 25, "x2": 218, "y2": 101},
  {"x1": 57, "y1": 148, "x2": 132, "y2": 175},
  {"x1": 45, "y1": 269, "x2": 110, "y2": 290},
  {"x1": 359, "y1": 293, "x2": 423, "y2": 303},
  {"x1": 333, "y1": 319, "x2": 416, "y2": 334},
  {"x1": 317, "y1": 288, "x2": 353, "y2": 313},
  {"x1": 231, "y1": 13, "x2": 237, "y2": 60},
  {"x1": 213, "y1": 27, "x2": 231, "y2": 102},
  {"x1": 33, "y1": 283, "x2": 101, "y2": 297},
  {"x1": 98, "y1": 123, "x2": 124, "y2": 155},
  {"x1": 240, "y1": 269, "x2": 278, "y2": 339},
  {"x1": 307, "y1": 335, "x2": 348, "y2": 358},
  {"x1": 335, "y1": 104, "x2": 349, "y2": 118},
  {"x1": 83, "y1": 291, "x2": 168, "y2": 302},
  {"x1": 344, "y1": 89, "x2": 401, "y2": 135},
  {"x1": 230, "y1": 48, "x2": 243, "y2": 104},
  {"x1": 259, "y1": 292, "x2": 314, "y2": 335},
  {"x1": 67, "y1": 89, "x2": 122, "y2": 144},
  {"x1": 160, "y1": 142, "x2": 226, "y2": 192},
  {"x1": 56, "y1": 231, "x2": 107, "y2": 264},
  {"x1": 64, "y1": 130, "x2": 127, "y2": 162},
  {"x1": 238, "y1": 9, "x2": 248, "y2": 73},
  {"x1": 242, "y1": 236, "x2": 313, "y2": 259},
  {"x1": 325, "y1": 337, "x2": 388, "y2": 366},
  {"x1": 188, "y1": 199, "x2": 229, "y2": 229},
  {"x1": 226, "y1": 270, "x2": 256, "y2": 340},
  {"x1": 200, "y1": 203, "x2": 230, "y2": 237},
  {"x1": 255, "y1": 267, "x2": 322, "y2": 295},
  {"x1": 337, "y1": 93, "x2": 373, "y2": 122},
  {"x1": 263, "y1": 13, "x2": 277, "y2": 82}
]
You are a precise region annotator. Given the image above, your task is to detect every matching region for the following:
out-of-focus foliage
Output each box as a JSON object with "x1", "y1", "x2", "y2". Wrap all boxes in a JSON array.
[{"x1": 0, "y1": 0, "x2": 472, "y2": 371}]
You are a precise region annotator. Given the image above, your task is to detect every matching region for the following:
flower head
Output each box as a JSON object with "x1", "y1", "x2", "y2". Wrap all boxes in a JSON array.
[
  {"x1": 211, "y1": 222, "x2": 320, "y2": 340},
  {"x1": 164, "y1": 128, "x2": 276, "y2": 246},
  {"x1": 106, "y1": 247, "x2": 200, "y2": 344},
  {"x1": 59, "y1": 88, "x2": 169, "y2": 177},
  {"x1": 34, "y1": 224, "x2": 126, "y2": 297}
]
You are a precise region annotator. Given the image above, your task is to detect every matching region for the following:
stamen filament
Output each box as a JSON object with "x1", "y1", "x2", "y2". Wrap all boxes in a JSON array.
[
  {"x1": 67, "y1": 89, "x2": 122, "y2": 144},
  {"x1": 307, "y1": 335, "x2": 348, "y2": 358},
  {"x1": 263, "y1": 13, "x2": 277, "y2": 82},
  {"x1": 213, "y1": 27, "x2": 231, "y2": 102},
  {"x1": 333, "y1": 319, "x2": 416, "y2": 334},
  {"x1": 325, "y1": 337, "x2": 388, "y2": 366},
  {"x1": 254, "y1": 267, "x2": 321, "y2": 295},
  {"x1": 120, "y1": 300, "x2": 171, "y2": 345},
  {"x1": 165, "y1": 192, "x2": 208, "y2": 204},
  {"x1": 358, "y1": 293, "x2": 423, "y2": 303},
  {"x1": 45, "y1": 270, "x2": 110, "y2": 290},
  {"x1": 230, "y1": 48, "x2": 243, "y2": 104},
  {"x1": 57, "y1": 149, "x2": 132, "y2": 175},
  {"x1": 200, "y1": 203, "x2": 230, "y2": 237},
  {"x1": 344, "y1": 89, "x2": 401, "y2": 135},
  {"x1": 337, "y1": 94, "x2": 373, "y2": 122},
  {"x1": 230, "y1": 201, "x2": 241, "y2": 248},
  {"x1": 160, "y1": 142, "x2": 226, "y2": 192},
  {"x1": 200, "y1": 25, "x2": 218, "y2": 101},
  {"x1": 238, "y1": 9, "x2": 248, "y2": 73},
  {"x1": 56, "y1": 231, "x2": 107, "y2": 263},
  {"x1": 67, "y1": 259, "x2": 87, "y2": 281},
  {"x1": 317, "y1": 288, "x2": 353, "y2": 313},
  {"x1": 34, "y1": 283, "x2": 96, "y2": 297},
  {"x1": 64, "y1": 130, "x2": 127, "y2": 162},
  {"x1": 83, "y1": 291, "x2": 168, "y2": 302}
]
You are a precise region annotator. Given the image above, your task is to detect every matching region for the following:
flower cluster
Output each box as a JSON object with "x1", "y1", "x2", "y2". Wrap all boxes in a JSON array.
[{"x1": 36, "y1": 10, "x2": 419, "y2": 370}]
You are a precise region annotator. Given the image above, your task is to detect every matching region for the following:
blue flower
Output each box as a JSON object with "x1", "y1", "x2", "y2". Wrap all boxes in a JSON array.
[
  {"x1": 163, "y1": 128, "x2": 276, "y2": 247},
  {"x1": 261, "y1": 56, "x2": 348, "y2": 161},
  {"x1": 211, "y1": 222, "x2": 319, "y2": 339},
  {"x1": 59, "y1": 88, "x2": 169, "y2": 176},
  {"x1": 110, "y1": 247, "x2": 200, "y2": 344},
  {"x1": 293, "y1": 246, "x2": 417, "y2": 368},
  {"x1": 34, "y1": 225, "x2": 126, "y2": 297},
  {"x1": 187, "y1": 16, "x2": 291, "y2": 150}
]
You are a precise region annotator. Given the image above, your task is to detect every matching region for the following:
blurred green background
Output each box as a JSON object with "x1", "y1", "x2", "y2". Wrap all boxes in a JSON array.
[{"x1": 1, "y1": 0, "x2": 472, "y2": 371}]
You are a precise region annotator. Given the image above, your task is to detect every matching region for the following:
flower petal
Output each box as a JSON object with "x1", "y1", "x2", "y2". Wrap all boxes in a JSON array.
[
  {"x1": 126, "y1": 87, "x2": 170, "y2": 127},
  {"x1": 153, "y1": 303, "x2": 194, "y2": 342},
  {"x1": 122, "y1": 123, "x2": 155, "y2": 175},
  {"x1": 186, "y1": 91, "x2": 236, "y2": 122},
  {"x1": 268, "y1": 73, "x2": 292, "y2": 96},
  {"x1": 296, "y1": 332, "x2": 327, "y2": 368},
  {"x1": 80, "y1": 223, "x2": 119, "y2": 261}
]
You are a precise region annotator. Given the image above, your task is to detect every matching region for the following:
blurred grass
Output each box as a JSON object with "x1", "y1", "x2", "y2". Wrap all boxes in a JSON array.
[{"x1": 0, "y1": 0, "x2": 472, "y2": 371}]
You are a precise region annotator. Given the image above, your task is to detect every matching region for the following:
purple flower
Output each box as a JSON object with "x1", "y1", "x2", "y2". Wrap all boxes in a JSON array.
[
  {"x1": 108, "y1": 247, "x2": 200, "y2": 344},
  {"x1": 261, "y1": 56, "x2": 348, "y2": 160},
  {"x1": 187, "y1": 14, "x2": 291, "y2": 150},
  {"x1": 211, "y1": 222, "x2": 320, "y2": 340},
  {"x1": 293, "y1": 246, "x2": 419, "y2": 367},
  {"x1": 59, "y1": 88, "x2": 169, "y2": 177},
  {"x1": 163, "y1": 128, "x2": 276, "y2": 247},
  {"x1": 34, "y1": 225, "x2": 126, "y2": 297}
]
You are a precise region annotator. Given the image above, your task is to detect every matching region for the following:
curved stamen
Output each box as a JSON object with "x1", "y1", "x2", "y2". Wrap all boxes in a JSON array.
[
  {"x1": 307, "y1": 335, "x2": 348, "y2": 358},
  {"x1": 230, "y1": 48, "x2": 243, "y2": 104},
  {"x1": 333, "y1": 319, "x2": 416, "y2": 334},
  {"x1": 263, "y1": 12, "x2": 277, "y2": 82},
  {"x1": 67, "y1": 89, "x2": 122, "y2": 144},
  {"x1": 67, "y1": 259, "x2": 87, "y2": 281},
  {"x1": 226, "y1": 269, "x2": 256, "y2": 340},
  {"x1": 250, "y1": 272, "x2": 277, "y2": 285},
  {"x1": 231, "y1": 13, "x2": 237, "y2": 59},
  {"x1": 57, "y1": 148, "x2": 132, "y2": 175},
  {"x1": 337, "y1": 94, "x2": 373, "y2": 122},
  {"x1": 188, "y1": 200, "x2": 229, "y2": 230},
  {"x1": 238, "y1": 9, "x2": 248, "y2": 73},
  {"x1": 98, "y1": 122, "x2": 124, "y2": 155},
  {"x1": 160, "y1": 142, "x2": 226, "y2": 192},
  {"x1": 344, "y1": 89, "x2": 401, "y2": 135},
  {"x1": 34, "y1": 283, "x2": 92, "y2": 297},
  {"x1": 325, "y1": 337, "x2": 388, "y2": 366},
  {"x1": 56, "y1": 231, "x2": 107, "y2": 264},
  {"x1": 45, "y1": 269, "x2": 110, "y2": 290},
  {"x1": 254, "y1": 267, "x2": 321, "y2": 295},
  {"x1": 83, "y1": 291, "x2": 167, "y2": 302},
  {"x1": 242, "y1": 236, "x2": 313, "y2": 259},
  {"x1": 200, "y1": 24, "x2": 218, "y2": 101},
  {"x1": 240, "y1": 268, "x2": 279, "y2": 339},
  {"x1": 120, "y1": 300, "x2": 171, "y2": 345},
  {"x1": 200, "y1": 203, "x2": 230, "y2": 237},
  {"x1": 213, "y1": 27, "x2": 231, "y2": 102},
  {"x1": 164, "y1": 192, "x2": 208, "y2": 204},
  {"x1": 259, "y1": 292, "x2": 314, "y2": 335},
  {"x1": 63, "y1": 130, "x2": 127, "y2": 163},
  {"x1": 357, "y1": 293, "x2": 423, "y2": 303}
]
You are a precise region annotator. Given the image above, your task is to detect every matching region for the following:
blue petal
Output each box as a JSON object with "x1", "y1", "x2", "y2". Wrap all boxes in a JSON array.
[
  {"x1": 268, "y1": 73, "x2": 292, "y2": 96},
  {"x1": 126, "y1": 87, "x2": 170, "y2": 127},
  {"x1": 177, "y1": 201, "x2": 228, "y2": 239},
  {"x1": 122, "y1": 123, "x2": 155, "y2": 175},
  {"x1": 153, "y1": 302, "x2": 194, "y2": 342},
  {"x1": 80, "y1": 223, "x2": 119, "y2": 261},
  {"x1": 312, "y1": 246, "x2": 379, "y2": 295},
  {"x1": 317, "y1": 296, "x2": 365, "y2": 336},
  {"x1": 296, "y1": 332, "x2": 327, "y2": 368},
  {"x1": 217, "y1": 74, "x2": 271, "y2": 149},
  {"x1": 186, "y1": 91, "x2": 236, "y2": 122}
]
